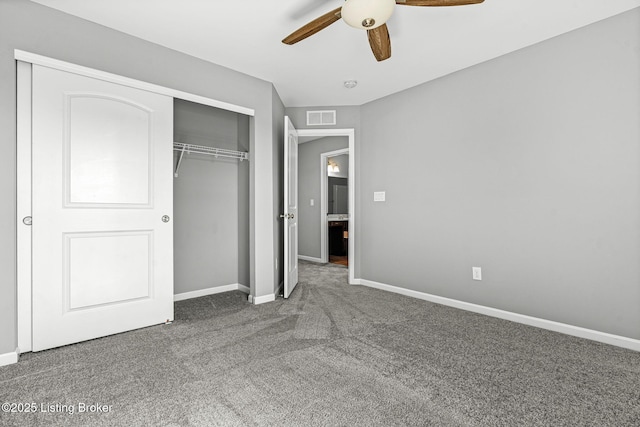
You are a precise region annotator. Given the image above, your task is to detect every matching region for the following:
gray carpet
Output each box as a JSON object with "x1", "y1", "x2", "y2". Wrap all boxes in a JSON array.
[{"x1": 1, "y1": 260, "x2": 639, "y2": 426}]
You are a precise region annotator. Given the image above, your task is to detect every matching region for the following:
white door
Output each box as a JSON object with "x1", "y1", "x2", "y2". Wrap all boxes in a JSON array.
[
  {"x1": 31, "y1": 65, "x2": 174, "y2": 351},
  {"x1": 283, "y1": 116, "x2": 299, "y2": 298}
]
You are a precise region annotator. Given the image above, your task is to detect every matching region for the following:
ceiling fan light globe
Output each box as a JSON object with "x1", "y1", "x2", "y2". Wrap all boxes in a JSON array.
[{"x1": 341, "y1": 0, "x2": 395, "y2": 30}]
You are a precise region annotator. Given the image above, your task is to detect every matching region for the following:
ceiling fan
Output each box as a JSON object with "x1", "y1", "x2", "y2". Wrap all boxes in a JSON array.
[{"x1": 282, "y1": 0, "x2": 485, "y2": 62}]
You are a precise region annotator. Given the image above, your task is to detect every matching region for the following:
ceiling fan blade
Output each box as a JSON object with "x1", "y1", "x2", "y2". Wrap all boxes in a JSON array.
[
  {"x1": 282, "y1": 7, "x2": 342, "y2": 45},
  {"x1": 396, "y1": 0, "x2": 484, "y2": 6},
  {"x1": 367, "y1": 24, "x2": 391, "y2": 62}
]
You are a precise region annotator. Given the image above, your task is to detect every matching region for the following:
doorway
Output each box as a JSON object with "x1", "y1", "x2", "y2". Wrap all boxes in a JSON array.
[
  {"x1": 324, "y1": 151, "x2": 349, "y2": 267},
  {"x1": 295, "y1": 128, "x2": 356, "y2": 285}
]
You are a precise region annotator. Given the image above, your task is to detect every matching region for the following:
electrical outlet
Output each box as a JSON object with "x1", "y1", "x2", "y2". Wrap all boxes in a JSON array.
[{"x1": 472, "y1": 267, "x2": 482, "y2": 281}]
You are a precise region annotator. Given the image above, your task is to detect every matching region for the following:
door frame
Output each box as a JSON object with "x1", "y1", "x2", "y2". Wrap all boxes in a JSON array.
[
  {"x1": 16, "y1": 60, "x2": 32, "y2": 353},
  {"x1": 320, "y1": 148, "x2": 349, "y2": 264},
  {"x1": 15, "y1": 51, "x2": 255, "y2": 353},
  {"x1": 297, "y1": 128, "x2": 356, "y2": 285}
]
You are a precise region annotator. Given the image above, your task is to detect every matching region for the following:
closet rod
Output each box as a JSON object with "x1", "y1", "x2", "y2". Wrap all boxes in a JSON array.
[{"x1": 173, "y1": 142, "x2": 249, "y2": 177}]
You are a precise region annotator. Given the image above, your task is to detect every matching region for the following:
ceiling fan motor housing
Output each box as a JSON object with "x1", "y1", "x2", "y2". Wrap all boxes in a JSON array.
[{"x1": 341, "y1": 0, "x2": 396, "y2": 30}]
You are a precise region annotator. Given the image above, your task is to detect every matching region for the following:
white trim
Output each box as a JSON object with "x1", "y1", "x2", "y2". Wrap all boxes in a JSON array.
[
  {"x1": 320, "y1": 148, "x2": 349, "y2": 265},
  {"x1": 359, "y1": 279, "x2": 640, "y2": 352},
  {"x1": 16, "y1": 61, "x2": 32, "y2": 353},
  {"x1": 174, "y1": 284, "x2": 248, "y2": 302},
  {"x1": 253, "y1": 294, "x2": 276, "y2": 305},
  {"x1": 14, "y1": 50, "x2": 255, "y2": 117},
  {"x1": 0, "y1": 350, "x2": 19, "y2": 367},
  {"x1": 298, "y1": 255, "x2": 323, "y2": 263},
  {"x1": 238, "y1": 284, "x2": 250, "y2": 294},
  {"x1": 297, "y1": 128, "x2": 356, "y2": 285}
]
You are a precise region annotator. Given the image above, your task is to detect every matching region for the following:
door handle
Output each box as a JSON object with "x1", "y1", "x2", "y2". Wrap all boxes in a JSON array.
[
  {"x1": 162, "y1": 215, "x2": 170, "y2": 223},
  {"x1": 279, "y1": 214, "x2": 295, "y2": 219},
  {"x1": 23, "y1": 216, "x2": 32, "y2": 226}
]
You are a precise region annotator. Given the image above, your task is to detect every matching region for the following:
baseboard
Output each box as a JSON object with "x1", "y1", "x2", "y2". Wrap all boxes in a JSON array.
[
  {"x1": 174, "y1": 283, "x2": 247, "y2": 302},
  {"x1": 350, "y1": 278, "x2": 362, "y2": 285},
  {"x1": 253, "y1": 293, "x2": 276, "y2": 305},
  {"x1": 248, "y1": 281, "x2": 282, "y2": 305},
  {"x1": 0, "y1": 349, "x2": 19, "y2": 367},
  {"x1": 298, "y1": 255, "x2": 323, "y2": 263},
  {"x1": 359, "y1": 279, "x2": 640, "y2": 352}
]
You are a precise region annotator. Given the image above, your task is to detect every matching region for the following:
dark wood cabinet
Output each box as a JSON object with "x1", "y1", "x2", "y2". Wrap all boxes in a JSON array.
[{"x1": 328, "y1": 221, "x2": 348, "y2": 256}]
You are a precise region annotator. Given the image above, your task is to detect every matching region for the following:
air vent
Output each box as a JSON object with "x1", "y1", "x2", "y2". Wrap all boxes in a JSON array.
[{"x1": 306, "y1": 110, "x2": 336, "y2": 126}]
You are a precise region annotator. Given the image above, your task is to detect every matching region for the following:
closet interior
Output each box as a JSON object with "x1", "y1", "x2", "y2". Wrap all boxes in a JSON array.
[{"x1": 173, "y1": 99, "x2": 250, "y2": 297}]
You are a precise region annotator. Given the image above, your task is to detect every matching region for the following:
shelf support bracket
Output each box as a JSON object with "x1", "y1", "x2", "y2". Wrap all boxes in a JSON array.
[{"x1": 174, "y1": 145, "x2": 187, "y2": 178}]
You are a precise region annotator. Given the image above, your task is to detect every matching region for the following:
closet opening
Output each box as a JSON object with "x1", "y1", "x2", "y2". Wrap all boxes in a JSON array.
[{"x1": 172, "y1": 99, "x2": 251, "y2": 301}]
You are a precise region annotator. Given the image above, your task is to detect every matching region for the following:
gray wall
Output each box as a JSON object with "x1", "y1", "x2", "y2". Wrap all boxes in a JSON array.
[
  {"x1": 0, "y1": 0, "x2": 281, "y2": 355},
  {"x1": 359, "y1": 9, "x2": 640, "y2": 339},
  {"x1": 173, "y1": 100, "x2": 249, "y2": 294},
  {"x1": 298, "y1": 137, "x2": 349, "y2": 259}
]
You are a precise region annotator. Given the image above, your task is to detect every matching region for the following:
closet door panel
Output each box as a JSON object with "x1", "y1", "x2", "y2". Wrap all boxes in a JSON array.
[
  {"x1": 67, "y1": 95, "x2": 151, "y2": 206},
  {"x1": 66, "y1": 231, "x2": 152, "y2": 309},
  {"x1": 31, "y1": 65, "x2": 174, "y2": 352}
]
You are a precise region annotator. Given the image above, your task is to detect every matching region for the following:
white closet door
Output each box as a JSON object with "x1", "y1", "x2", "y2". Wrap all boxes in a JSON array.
[{"x1": 31, "y1": 65, "x2": 174, "y2": 352}]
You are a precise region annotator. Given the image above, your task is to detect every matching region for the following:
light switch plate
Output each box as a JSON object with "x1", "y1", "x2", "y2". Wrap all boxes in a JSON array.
[
  {"x1": 310, "y1": 199, "x2": 314, "y2": 206},
  {"x1": 374, "y1": 191, "x2": 386, "y2": 202}
]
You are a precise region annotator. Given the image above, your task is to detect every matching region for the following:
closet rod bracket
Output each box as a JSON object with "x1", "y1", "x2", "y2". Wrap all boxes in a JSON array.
[{"x1": 174, "y1": 144, "x2": 187, "y2": 177}]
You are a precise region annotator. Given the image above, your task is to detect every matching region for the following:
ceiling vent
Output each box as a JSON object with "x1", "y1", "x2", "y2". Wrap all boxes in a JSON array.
[{"x1": 306, "y1": 110, "x2": 336, "y2": 126}]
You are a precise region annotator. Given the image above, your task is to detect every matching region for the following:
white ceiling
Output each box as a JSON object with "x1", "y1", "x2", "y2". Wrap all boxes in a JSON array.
[{"x1": 31, "y1": 0, "x2": 640, "y2": 107}]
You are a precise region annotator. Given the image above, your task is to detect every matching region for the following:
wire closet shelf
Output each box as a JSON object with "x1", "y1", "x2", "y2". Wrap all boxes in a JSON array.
[{"x1": 173, "y1": 142, "x2": 249, "y2": 177}]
